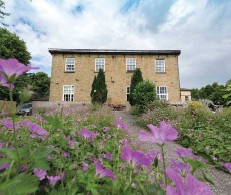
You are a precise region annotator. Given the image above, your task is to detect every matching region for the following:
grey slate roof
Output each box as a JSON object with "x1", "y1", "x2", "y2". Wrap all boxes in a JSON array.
[
  {"x1": 180, "y1": 88, "x2": 192, "y2": 91},
  {"x1": 48, "y1": 48, "x2": 181, "y2": 55}
]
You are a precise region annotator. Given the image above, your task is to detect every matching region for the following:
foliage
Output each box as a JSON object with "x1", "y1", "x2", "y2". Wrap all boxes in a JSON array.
[
  {"x1": 0, "y1": 105, "x2": 215, "y2": 194},
  {"x1": 223, "y1": 81, "x2": 231, "y2": 106},
  {"x1": 90, "y1": 76, "x2": 97, "y2": 104},
  {"x1": 0, "y1": 28, "x2": 33, "y2": 102},
  {"x1": 132, "y1": 80, "x2": 156, "y2": 113},
  {"x1": 0, "y1": 72, "x2": 50, "y2": 103},
  {"x1": 0, "y1": 28, "x2": 31, "y2": 64},
  {"x1": 30, "y1": 72, "x2": 50, "y2": 99},
  {"x1": 137, "y1": 100, "x2": 231, "y2": 170},
  {"x1": 0, "y1": 0, "x2": 10, "y2": 26},
  {"x1": 191, "y1": 82, "x2": 229, "y2": 106},
  {"x1": 90, "y1": 69, "x2": 107, "y2": 105},
  {"x1": 129, "y1": 68, "x2": 143, "y2": 106},
  {"x1": 137, "y1": 100, "x2": 181, "y2": 127}
]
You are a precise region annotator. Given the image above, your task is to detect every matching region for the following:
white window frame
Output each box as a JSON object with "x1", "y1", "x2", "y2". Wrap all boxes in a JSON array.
[
  {"x1": 63, "y1": 85, "x2": 75, "y2": 101},
  {"x1": 126, "y1": 86, "x2": 130, "y2": 101},
  {"x1": 126, "y1": 58, "x2": 136, "y2": 71},
  {"x1": 157, "y1": 86, "x2": 168, "y2": 100},
  {"x1": 155, "y1": 59, "x2": 165, "y2": 73},
  {"x1": 65, "y1": 58, "x2": 75, "y2": 72},
  {"x1": 95, "y1": 58, "x2": 105, "y2": 72}
]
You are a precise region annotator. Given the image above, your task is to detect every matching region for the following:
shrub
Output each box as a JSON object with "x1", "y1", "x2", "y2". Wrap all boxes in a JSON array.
[
  {"x1": 132, "y1": 80, "x2": 156, "y2": 113},
  {"x1": 90, "y1": 69, "x2": 107, "y2": 104},
  {"x1": 129, "y1": 68, "x2": 143, "y2": 106}
]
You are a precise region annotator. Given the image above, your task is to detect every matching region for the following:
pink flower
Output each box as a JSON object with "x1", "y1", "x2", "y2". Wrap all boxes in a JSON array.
[
  {"x1": 83, "y1": 163, "x2": 89, "y2": 171},
  {"x1": 62, "y1": 150, "x2": 70, "y2": 158},
  {"x1": 120, "y1": 144, "x2": 151, "y2": 168},
  {"x1": 170, "y1": 160, "x2": 191, "y2": 175},
  {"x1": 175, "y1": 148, "x2": 193, "y2": 158},
  {"x1": 103, "y1": 127, "x2": 110, "y2": 132},
  {"x1": 79, "y1": 128, "x2": 96, "y2": 141},
  {"x1": 221, "y1": 163, "x2": 231, "y2": 173},
  {"x1": 94, "y1": 160, "x2": 116, "y2": 180},
  {"x1": 0, "y1": 163, "x2": 9, "y2": 171},
  {"x1": 0, "y1": 74, "x2": 14, "y2": 89},
  {"x1": 19, "y1": 165, "x2": 28, "y2": 173},
  {"x1": 139, "y1": 121, "x2": 178, "y2": 145},
  {"x1": 33, "y1": 168, "x2": 47, "y2": 180},
  {"x1": 166, "y1": 168, "x2": 212, "y2": 195},
  {"x1": 0, "y1": 58, "x2": 38, "y2": 83},
  {"x1": 47, "y1": 175, "x2": 61, "y2": 186},
  {"x1": 65, "y1": 135, "x2": 78, "y2": 147},
  {"x1": 115, "y1": 118, "x2": 127, "y2": 130},
  {"x1": 101, "y1": 153, "x2": 113, "y2": 161}
]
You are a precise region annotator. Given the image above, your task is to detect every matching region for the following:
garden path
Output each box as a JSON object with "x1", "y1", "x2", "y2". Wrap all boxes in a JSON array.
[{"x1": 114, "y1": 111, "x2": 231, "y2": 195}]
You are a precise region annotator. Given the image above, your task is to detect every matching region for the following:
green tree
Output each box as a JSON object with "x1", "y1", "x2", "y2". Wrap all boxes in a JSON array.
[
  {"x1": 30, "y1": 72, "x2": 50, "y2": 99},
  {"x1": 91, "y1": 69, "x2": 107, "y2": 104},
  {"x1": 90, "y1": 76, "x2": 97, "y2": 104},
  {"x1": 0, "y1": 27, "x2": 32, "y2": 102},
  {"x1": 191, "y1": 88, "x2": 200, "y2": 100},
  {"x1": 132, "y1": 80, "x2": 156, "y2": 113},
  {"x1": 0, "y1": 0, "x2": 10, "y2": 26},
  {"x1": 129, "y1": 68, "x2": 143, "y2": 106},
  {"x1": 223, "y1": 79, "x2": 231, "y2": 106},
  {"x1": 0, "y1": 28, "x2": 31, "y2": 64}
]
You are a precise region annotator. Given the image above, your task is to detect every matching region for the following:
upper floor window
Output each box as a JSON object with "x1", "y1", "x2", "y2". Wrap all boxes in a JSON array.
[
  {"x1": 157, "y1": 86, "x2": 168, "y2": 100},
  {"x1": 126, "y1": 58, "x2": 136, "y2": 71},
  {"x1": 155, "y1": 59, "x2": 165, "y2": 73},
  {"x1": 65, "y1": 58, "x2": 75, "y2": 72},
  {"x1": 63, "y1": 85, "x2": 74, "y2": 101},
  {"x1": 95, "y1": 58, "x2": 105, "y2": 72}
]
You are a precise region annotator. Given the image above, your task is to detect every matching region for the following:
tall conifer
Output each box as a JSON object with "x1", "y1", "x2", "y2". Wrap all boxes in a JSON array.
[
  {"x1": 129, "y1": 68, "x2": 143, "y2": 106},
  {"x1": 90, "y1": 69, "x2": 107, "y2": 104}
]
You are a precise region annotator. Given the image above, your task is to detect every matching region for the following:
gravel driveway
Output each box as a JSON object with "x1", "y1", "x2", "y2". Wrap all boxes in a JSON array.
[{"x1": 114, "y1": 111, "x2": 231, "y2": 195}]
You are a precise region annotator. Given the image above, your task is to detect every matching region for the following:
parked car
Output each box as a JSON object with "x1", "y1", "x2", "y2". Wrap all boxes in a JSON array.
[{"x1": 17, "y1": 103, "x2": 32, "y2": 116}]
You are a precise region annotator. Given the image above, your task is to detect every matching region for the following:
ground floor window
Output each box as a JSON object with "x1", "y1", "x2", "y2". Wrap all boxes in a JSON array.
[
  {"x1": 126, "y1": 86, "x2": 130, "y2": 101},
  {"x1": 185, "y1": 96, "x2": 189, "y2": 101},
  {"x1": 63, "y1": 85, "x2": 74, "y2": 101},
  {"x1": 157, "y1": 86, "x2": 168, "y2": 100}
]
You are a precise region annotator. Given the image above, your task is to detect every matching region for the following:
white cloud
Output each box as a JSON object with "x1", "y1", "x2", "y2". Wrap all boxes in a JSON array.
[{"x1": 2, "y1": 0, "x2": 231, "y2": 88}]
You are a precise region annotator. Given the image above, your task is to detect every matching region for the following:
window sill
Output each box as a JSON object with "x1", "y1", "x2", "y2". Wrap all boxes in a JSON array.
[
  {"x1": 94, "y1": 71, "x2": 105, "y2": 73},
  {"x1": 64, "y1": 71, "x2": 75, "y2": 73},
  {"x1": 156, "y1": 72, "x2": 166, "y2": 74},
  {"x1": 126, "y1": 70, "x2": 136, "y2": 73}
]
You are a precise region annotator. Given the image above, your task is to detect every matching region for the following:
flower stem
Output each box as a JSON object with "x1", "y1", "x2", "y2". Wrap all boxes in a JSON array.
[
  {"x1": 160, "y1": 145, "x2": 167, "y2": 187},
  {"x1": 9, "y1": 88, "x2": 21, "y2": 165}
]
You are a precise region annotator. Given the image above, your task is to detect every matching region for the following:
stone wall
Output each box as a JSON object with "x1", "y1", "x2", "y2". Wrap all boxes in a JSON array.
[{"x1": 0, "y1": 100, "x2": 16, "y2": 114}]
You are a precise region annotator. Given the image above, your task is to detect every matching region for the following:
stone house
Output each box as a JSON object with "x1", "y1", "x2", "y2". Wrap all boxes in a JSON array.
[
  {"x1": 180, "y1": 88, "x2": 192, "y2": 102},
  {"x1": 49, "y1": 49, "x2": 181, "y2": 105}
]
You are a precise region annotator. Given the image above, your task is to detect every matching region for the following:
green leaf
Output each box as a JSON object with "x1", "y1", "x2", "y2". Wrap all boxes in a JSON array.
[
  {"x1": 0, "y1": 158, "x2": 11, "y2": 165},
  {"x1": 154, "y1": 157, "x2": 159, "y2": 168},
  {"x1": 184, "y1": 158, "x2": 206, "y2": 174},
  {"x1": 0, "y1": 148, "x2": 17, "y2": 159},
  {"x1": 0, "y1": 147, "x2": 29, "y2": 162},
  {"x1": 202, "y1": 171, "x2": 214, "y2": 185},
  {"x1": 30, "y1": 146, "x2": 54, "y2": 170},
  {"x1": 0, "y1": 173, "x2": 39, "y2": 195}
]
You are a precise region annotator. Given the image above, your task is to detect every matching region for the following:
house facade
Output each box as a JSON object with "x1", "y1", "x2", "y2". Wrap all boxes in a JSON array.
[
  {"x1": 180, "y1": 88, "x2": 192, "y2": 102},
  {"x1": 49, "y1": 49, "x2": 181, "y2": 105}
]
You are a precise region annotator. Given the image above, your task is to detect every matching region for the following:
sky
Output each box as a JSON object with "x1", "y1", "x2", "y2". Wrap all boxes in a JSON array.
[{"x1": 2, "y1": 0, "x2": 231, "y2": 88}]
